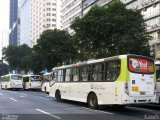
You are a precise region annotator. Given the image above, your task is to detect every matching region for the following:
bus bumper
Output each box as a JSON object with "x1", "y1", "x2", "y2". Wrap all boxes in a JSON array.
[{"x1": 121, "y1": 95, "x2": 156, "y2": 104}]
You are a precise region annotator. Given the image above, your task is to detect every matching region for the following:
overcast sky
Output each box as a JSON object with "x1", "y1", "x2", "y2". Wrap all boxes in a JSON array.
[{"x1": 0, "y1": 0, "x2": 9, "y2": 59}]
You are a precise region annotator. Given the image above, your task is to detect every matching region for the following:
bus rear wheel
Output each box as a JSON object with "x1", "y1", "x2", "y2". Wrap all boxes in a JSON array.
[
  {"x1": 55, "y1": 90, "x2": 62, "y2": 102},
  {"x1": 45, "y1": 87, "x2": 47, "y2": 93},
  {"x1": 87, "y1": 93, "x2": 98, "y2": 109}
]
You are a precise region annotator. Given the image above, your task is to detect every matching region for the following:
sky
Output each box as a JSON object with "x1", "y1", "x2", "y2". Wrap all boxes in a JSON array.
[{"x1": 0, "y1": 0, "x2": 9, "y2": 59}]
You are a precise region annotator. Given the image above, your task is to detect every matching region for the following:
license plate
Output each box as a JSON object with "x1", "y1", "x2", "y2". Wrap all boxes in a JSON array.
[{"x1": 140, "y1": 92, "x2": 146, "y2": 95}]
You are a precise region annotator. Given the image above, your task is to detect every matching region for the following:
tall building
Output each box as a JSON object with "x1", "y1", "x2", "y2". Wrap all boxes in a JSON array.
[
  {"x1": 20, "y1": 0, "x2": 31, "y2": 46},
  {"x1": 2, "y1": 29, "x2": 9, "y2": 48},
  {"x1": 61, "y1": 0, "x2": 82, "y2": 34},
  {"x1": 9, "y1": 0, "x2": 19, "y2": 46},
  {"x1": 20, "y1": 0, "x2": 61, "y2": 47},
  {"x1": 30, "y1": 0, "x2": 60, "y2": 47}
]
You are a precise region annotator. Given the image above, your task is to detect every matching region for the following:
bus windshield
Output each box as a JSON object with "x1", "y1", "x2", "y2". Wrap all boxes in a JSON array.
[
  {"x1": 31, "y1": 76, "x2": 41, "y2": 81},
  {"x1": 128, "y1": 57, "x2": 154, "y2": 74},
  {"x1": 11, "y1": 75, "x2": 23, "y2": 80}
]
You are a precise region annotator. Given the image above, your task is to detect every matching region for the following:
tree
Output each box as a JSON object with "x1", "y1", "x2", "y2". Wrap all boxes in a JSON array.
[
  {"x1": 0, "y1": 62, "x2": 9, "y2": 76},
  {"x1": 71, "y1": 0, "x2": 151, "y2": 60},
  {"x1": 3, "y1": 44, "x2": 32, "y2": 72},
  {"x1": 35, "y1": 29, "x2": 77, "y2": 71}
]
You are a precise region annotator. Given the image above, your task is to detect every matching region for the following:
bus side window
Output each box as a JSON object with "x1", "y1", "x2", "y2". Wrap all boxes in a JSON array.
[
  {"x1": 81, "y1": 66, "x2": 88, "y2": 82},
  {"x1": 72, "y1": 67, "x2": 79, "y2": 82},
  {"x1": 105, "y1": 60, "x2": 120, "y2": 81},
  {"x1": 92, "y1": 64, "x2": 104, "y2": 81},
  {"x1": 57, "y1": 70, "x2": 63, "y2": 82},
  {"x1": 65, "y1": 68, "x2": 72, "y2": 82}
]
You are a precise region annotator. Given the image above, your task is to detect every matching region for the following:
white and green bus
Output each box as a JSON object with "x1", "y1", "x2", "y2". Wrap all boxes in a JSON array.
[
  {"x1": 49, "y1": 54, "x2": 156, "y2": 109},
  {"x1": 0, "y1": 74, "x2": 23, "y2": 89},
  {"x1": 155, "y1": 61, "x2": 160, "y2": 104},
  {"x1": 23, "y1": 75, "x2": 42, "y2": 90},
  {"x1": 41, "y1": 72, "x2": 51, "y2": 93}
]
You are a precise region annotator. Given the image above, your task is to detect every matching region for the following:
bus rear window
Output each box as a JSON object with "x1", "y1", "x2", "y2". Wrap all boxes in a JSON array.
[
  {"x1": 31, "y1": 76, "x2": 41, "y2": 81},
  {"x1": 128, "y1": 57, "x2": 154, "y2": 74},
  {"x1": 11, "y1": 75, "x2": 23, "y2": 80}
]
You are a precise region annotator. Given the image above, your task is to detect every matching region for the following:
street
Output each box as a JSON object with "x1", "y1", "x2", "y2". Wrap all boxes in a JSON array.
[{"x1": 0, "y1": 89, "x2": 160, "y2": 120}]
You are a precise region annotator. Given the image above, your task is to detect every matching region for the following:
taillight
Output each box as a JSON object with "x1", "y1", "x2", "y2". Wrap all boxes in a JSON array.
[{"x1": 125, "y1": 82, "x2": 129, "y2": 95}]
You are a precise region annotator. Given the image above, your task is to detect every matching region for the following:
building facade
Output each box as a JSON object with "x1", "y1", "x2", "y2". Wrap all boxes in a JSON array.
[
  {"x1": 30, "y1": 0, "x2": 60, "y2": 47},
  {"x1": 20, "y1": 0, "x2": 61, "y2": 47},
  {"x1": 20, "y1": 0, "x2": 31, "y2": 46},
  {"x1": 2, "y1": 29, "x2": 9, "y2": 48},
  {"x1": 9, "y1": 0, "x2": 19, "y2": 46},
  {"x1": 61, "y1": 0, "x2": 82, "y2": 34},
  {"x1": 83, "y1": 0, "x2": 160, "y2": 59}
]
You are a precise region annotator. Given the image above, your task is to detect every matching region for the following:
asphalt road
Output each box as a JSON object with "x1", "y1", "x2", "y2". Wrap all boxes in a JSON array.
[{"x1": 0, "y1": 89, "x2": 160, "y2": 120}]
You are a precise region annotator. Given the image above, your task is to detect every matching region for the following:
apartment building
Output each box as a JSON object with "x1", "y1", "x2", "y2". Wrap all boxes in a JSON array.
[
  {"x1": 61, "y1": 0, "x2": 82, "y2": 34},
  {"x1": 2, "y1": 29, "x2": 9, "y2": 48},
  {"x1": 61, "y1": 0, "x2": 160, "y2": 59},
  {"x1": 20, "y1": 0, "x2": 61, "y2": 47},
  {"x1": 30, "y1": 0, "x2": 61, "y2": 47}
]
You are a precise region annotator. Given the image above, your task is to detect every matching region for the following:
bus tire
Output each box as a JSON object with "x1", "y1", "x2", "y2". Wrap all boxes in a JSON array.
[
  {"x1": 55, "y1": 90, "x2": 62, "y2": 102},
  {"x1": 5, "y1": 85, "x2": 7, "y2": 90},
  {"x1": 1, "y1": 85, "x2": 3, "y2": 89},
  {"x1": 23, "y1": 83, "x2": 26, "y2": 90},
  {"x1": 45, "y1": 87, "x2": 47, "y2": 93},
  {"x1": 87, "y1": 93, "x2": 99, "y2": 109}
]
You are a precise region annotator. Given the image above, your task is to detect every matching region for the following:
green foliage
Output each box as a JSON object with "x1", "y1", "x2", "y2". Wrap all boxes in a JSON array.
[
  {"x1": 71, "y1": 0, "x2": 151, "y2": 60},
  {"x1": 0, "y1": 62, "x2": 9, "y2": 76},
  {"x1": 3, "y1": 44, "x2": 32, "y2": 72},
  {"x1": 35, "y1": 29, "x2": 77, "y2": 71}
]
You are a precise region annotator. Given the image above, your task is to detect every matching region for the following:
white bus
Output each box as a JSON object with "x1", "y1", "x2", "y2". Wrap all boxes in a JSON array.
[
  {"x1": 155, "y1": 61, "x2": 160, "y2": 104},
  {"x1": 23, "y1": 75, "x2": 42, "y2": 90},
  {"x1": 49, "y1": 54, "x2": 156, "y2": 109},
  {"x1": 0, "y1": 74, "x2": 23, "y2": 89},
  {"x1": 41, "y1": 72, "x2": 51, "y2": 93}
]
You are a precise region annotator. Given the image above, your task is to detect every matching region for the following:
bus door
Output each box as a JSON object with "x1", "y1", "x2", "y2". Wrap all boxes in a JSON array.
[
  {"x1": 128, "y1": 57, "x2": 155, "y2": 97},
  {"x1": 23, "y1": 77, "x2": 29, "y2": 89}
]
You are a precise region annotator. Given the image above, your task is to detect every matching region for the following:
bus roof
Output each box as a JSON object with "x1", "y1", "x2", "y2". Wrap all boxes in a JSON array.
[
  {"x1": 52, "y1": 54, "x2": 153, "y2": 70},
  {"x1": 1, "y1": 74, "x2": 22, "y2": 77},
  {"x1": 43, "y1": 72, "x2": 51, "y2": 76},
  {"x1": 23, "y1": 75, "x2": 41, "y2": 77}
]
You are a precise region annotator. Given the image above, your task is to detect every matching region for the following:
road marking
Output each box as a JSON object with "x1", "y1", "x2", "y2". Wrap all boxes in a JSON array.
[
  {"x1": 0, "y1": 93, "x2": 3, "y2": 96},
  {"x1": 19, "y1": 96, "x2": 25, "y2": 98},
  {"x1": 81, "y1": 107, "x2": 113, "y2": 114},
  {"x1": 38, "y1": 97, "x2": 50, "y2": 100},
  {"x1": 36, "y1": 109, "x2": 61, "y2": 119},
  {"x1": 9, "y1": 98, "x2": 18, "y2": 102}
]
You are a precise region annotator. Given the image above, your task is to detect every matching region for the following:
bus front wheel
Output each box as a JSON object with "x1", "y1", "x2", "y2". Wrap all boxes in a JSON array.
[
  {"x1": 55, "y1": 90, "x2": 62, "y2": 102},
  {"x1": 87, "y1": 93, "x2": 99, "y2": 109}
]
